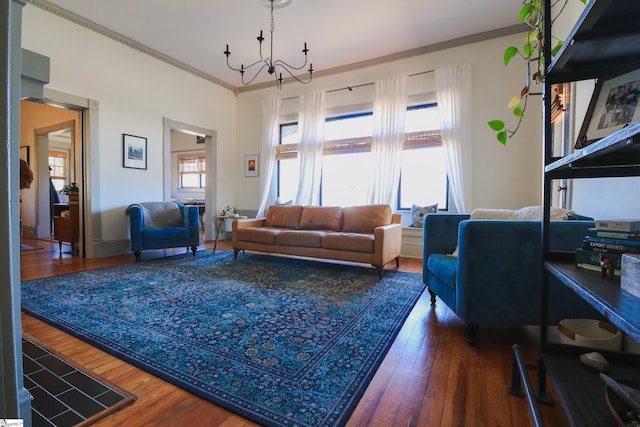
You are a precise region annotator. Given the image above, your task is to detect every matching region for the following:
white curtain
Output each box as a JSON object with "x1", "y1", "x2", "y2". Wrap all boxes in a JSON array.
[
  {"x1": 256, "y1": 98, "x2": 281, "y2": 218},
  {"x1": 367, "y1": 76, "x2": 408, "y2": 206},
  {"x1": 294, "y1": 92, "x2": 326, "y2": 206},
  {"x1": 435, "y1": 63, "x2": 472, "y2": 213}
]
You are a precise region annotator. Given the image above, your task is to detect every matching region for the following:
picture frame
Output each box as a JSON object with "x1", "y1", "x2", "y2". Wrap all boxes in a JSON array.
[
  {"x1": 244, "y1": 154, "x2": 258, "y2": 177},
  {"x1": 575, "y1": 68, "x2": 640, "y2": 149},
  {"x1": 123, "y1": 134, "x2": 147, "y2": 169},
  {"x1": 19, "y1": 145, "x2": 30, "y2": 165}
]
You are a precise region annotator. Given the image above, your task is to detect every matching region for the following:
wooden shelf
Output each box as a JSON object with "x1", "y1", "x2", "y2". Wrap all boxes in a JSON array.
[
  {"x1": 541, "y1": 343, "x2": 640, "y2": 427},
  {"x1": 546, "y1": 261, "x2": 640, "y2": 343},
  {"x1": 544, "y1": 121, "x2": 640, "y2": 179},
  {"x1": 515, "y1": 0, "x2": 640, "y2": 425},
  {"x1": 547, "y1": 0, "x2": 640, "y2": 83}
]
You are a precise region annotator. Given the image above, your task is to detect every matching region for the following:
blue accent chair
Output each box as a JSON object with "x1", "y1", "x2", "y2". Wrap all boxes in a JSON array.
[
  {"x1": 127, "y1": 202, "x2": 199, "y2": 261},
  {"x1": 423, "y1": 213, "x2": 600, "y2": 345}
]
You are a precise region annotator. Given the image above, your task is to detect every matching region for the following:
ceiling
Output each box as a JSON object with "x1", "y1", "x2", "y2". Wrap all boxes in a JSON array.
[{"x1": 35, "y1": 0, "x2": 523, "y2": 91}]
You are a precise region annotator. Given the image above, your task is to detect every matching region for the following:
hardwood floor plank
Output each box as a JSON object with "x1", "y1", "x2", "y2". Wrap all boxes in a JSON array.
[{"x1": 19, "y1": 237, "x2": 569, "y2": 426}]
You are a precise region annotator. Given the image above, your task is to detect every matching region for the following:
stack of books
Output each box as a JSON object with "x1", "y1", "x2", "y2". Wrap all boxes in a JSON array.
[{"x1": 575, "y1": 219, "x2": 640, "y2": 276}]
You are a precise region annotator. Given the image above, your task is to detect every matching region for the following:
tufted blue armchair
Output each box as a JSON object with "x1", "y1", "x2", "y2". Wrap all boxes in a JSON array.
[
  {"x1": 126, "y1": 201, "x2": 199, "y2": 261},
  {"x1": 423, "y1": 213, "x2": 601, "y2": 345}
]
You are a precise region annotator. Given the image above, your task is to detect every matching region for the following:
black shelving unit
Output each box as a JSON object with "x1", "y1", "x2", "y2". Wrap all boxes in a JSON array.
[{"x1": 512, "y1": 0, "x2": 640, "y2": 426}]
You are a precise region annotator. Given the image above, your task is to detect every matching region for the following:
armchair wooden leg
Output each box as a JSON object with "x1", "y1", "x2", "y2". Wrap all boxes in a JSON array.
[
  {"x1": 134, "y1": 250, "x2": 141, "y2": 261},
  {"x1": 428, "y1": 288, "x2": 437, "y2": 305},
  {"x1": 190, "y1": 246, "x2": 197, "y2": 256},
  {"x1": 465, "y1": 323, "x2": 479, "y2": 346},
  {"x1": 395, "y1": 257, "x2": 399, "y2": 268},
  {"x1": 233, "y1": 248, "x2": 240, "y2": 259}
]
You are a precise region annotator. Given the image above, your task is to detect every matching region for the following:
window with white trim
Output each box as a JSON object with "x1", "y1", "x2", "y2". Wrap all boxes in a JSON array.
[
  {"x1": 179, "y1": 155, "x2": 206, "y2": 188},
  {"x1": 277, "y1": 103, "x2": 447, "y2": 209},
  {"x1": 48, "y1": 149, "x2": 68, "y2": 192}
]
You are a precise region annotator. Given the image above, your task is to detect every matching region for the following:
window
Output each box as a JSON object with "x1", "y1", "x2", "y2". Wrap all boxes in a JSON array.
[
  {"x1": 179, "y1": 155, "x2": 206, "y2": 188},
  {"x1": 277, "y1": 103, "x2": 447, "y2": 209},
  {"x1": 48, "y1": 150, "x2": 68, "y2": 192}
]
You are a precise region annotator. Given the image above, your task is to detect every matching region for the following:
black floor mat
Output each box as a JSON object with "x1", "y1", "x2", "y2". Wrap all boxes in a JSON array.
[{"x1": 22, "y1": 335, "x2": 136, "y2": 427}]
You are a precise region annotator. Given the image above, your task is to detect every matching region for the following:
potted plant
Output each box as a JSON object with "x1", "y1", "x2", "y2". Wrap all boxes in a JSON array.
[
  {"x1": 220, "y1": 205, "x2": 239, "y2": 232},
  {"x1": 488, "y1": 0, "x2": 586, "y2": 144},
  {"x1": 60, "y1": 182, "x2": 80, "y2": 202}
]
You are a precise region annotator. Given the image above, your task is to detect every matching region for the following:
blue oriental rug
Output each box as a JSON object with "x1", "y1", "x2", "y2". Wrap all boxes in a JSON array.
[{"x1": 21, "y1": 251, "x2": 424, "y2": 427}]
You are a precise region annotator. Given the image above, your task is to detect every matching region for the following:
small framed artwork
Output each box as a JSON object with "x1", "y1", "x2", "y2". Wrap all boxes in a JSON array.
[
  {"x1": 123, "y1": 134, "x2": 147, "y2": 169},
  {"x1": 575, "y1": 68, "x2": 640, "y2": 148},
  {"x1": 245, "y1": 154, "x2": 258, "y2": 177},
  {"x1": 19, "y1": 146, "x2": 30, "y2": 165}
]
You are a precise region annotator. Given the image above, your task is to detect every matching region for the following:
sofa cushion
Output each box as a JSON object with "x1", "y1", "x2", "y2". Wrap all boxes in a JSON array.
[
  {"x1": 342, "y1": 204, "x2": 392, "y2": 233},
  {"x1": 427, "y1": 254, "x2": 457, "y2": 290},
  {"x1": 323, "y1": 232, "x2": 375, "y2": 253},
  {"x1": 264, "y1": 205, "x2": 303, "y2": 229},
  {"x1": 143, "y1": 227, "x2": 189, "y2": 240},
  {"x1": 236, "y1": 227, "x2": 281, "y2": 245},
  {"x1": 277, "y1": 230, "x2": 324, "y2": 248},
  {"x1": 300, "y1": 206, "x2": 343, "y2": 231}
]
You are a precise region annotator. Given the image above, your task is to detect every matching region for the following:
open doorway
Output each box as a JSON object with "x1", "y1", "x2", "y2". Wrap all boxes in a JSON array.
[
  {"x1": 20, "y1": 100, "x2": 83, "y2": 256},
  {"x1": 163, "y1": 118, "x2": 217, "y2": 241},
  {"x1": 35, "y1": 121, "x2": 75, "y2": 240}
]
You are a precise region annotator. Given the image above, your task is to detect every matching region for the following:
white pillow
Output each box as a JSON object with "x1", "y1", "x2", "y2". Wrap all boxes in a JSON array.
[
  {"x1": 470, "y1": 206, "x2": 574, "y2": 221},
  {"x1": 469, "y1": 208, "x2": 517, "y2": 220}
]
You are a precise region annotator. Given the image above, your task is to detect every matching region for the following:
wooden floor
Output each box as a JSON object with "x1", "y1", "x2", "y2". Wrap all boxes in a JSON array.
[{"x1": 19, "y1": 237, "x2": 570, "y2": 427}]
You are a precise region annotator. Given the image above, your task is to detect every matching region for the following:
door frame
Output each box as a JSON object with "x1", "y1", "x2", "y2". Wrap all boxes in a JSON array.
[{"x1": 163, "y1": 118, "x2": 217, "y2": 241}]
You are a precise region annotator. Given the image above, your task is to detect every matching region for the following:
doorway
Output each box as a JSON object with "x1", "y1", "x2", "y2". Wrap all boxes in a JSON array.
[
  {"x1": 35, "y1": 120, "x2": 75, "y2": 239},
  {"x1": 163, "y1": 118, "x2": 217, "y2": 241},
  {"x1": 20, "y1": 99, "x2": 84, "y2": 257}
]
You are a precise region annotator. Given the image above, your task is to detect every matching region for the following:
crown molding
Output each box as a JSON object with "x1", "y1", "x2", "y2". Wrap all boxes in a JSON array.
[
  {"x1": 27, "y1": 0, "x2": 237, "y2": 93},
  {"x1": 238, "y1": 24, "x2": 526, "y2": 93}
]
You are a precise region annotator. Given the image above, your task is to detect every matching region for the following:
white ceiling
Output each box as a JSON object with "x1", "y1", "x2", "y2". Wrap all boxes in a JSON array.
[{"x1": 39, "y1": 0, "x2": 522, "y2": 90}]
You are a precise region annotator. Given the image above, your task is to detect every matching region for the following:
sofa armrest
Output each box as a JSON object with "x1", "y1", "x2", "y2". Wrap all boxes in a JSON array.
[
  {"x1": 423, "y1": 213, "x2": 469, "y2": 260},
  {"x1": 232, "y1": 218, "x2": 265, "y2": 247},
  {"x1": 373, "y1": 223, "x2": 402, "y2": 265},
  {"x1": 234, "y1": 218, "x2": 266, "y2": 229},
  {"x1": 455, "y1": 220, "x2": 543, "y2": 322},
  {"x1": 183, "y1": 205, "x2": 199, "y2": 228},
  {"x1": 128, "y1": 205, "x2": 144, "y2": 237}
]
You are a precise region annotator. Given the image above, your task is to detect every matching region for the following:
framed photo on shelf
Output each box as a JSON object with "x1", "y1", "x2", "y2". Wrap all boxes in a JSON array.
[
  {"x1": 575, "y1": 68, "x2": 640, "y2": 148},
  {"x1": 123, "y1": 134, "x2": 147, "y2": 170},
  {"x1": 244, "y1": 154, "x2": 258, "y2": 177}
]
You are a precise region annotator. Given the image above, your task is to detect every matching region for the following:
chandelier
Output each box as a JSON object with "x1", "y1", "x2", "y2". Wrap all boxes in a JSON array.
[{"x1": 224, "y1": 0, "x2": 313, "y2": 89}]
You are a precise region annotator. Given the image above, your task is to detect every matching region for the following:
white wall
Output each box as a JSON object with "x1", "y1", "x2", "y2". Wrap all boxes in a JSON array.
[
  {"x1": 235, "y1": 32, "x2": 544, "y2": 213},
  {"x1": 21, "y1": 5, "x2": 237, "y2": 253}
]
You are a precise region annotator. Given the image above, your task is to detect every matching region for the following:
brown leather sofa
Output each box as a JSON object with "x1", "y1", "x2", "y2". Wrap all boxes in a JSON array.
[{"x1": 232, "y1": 204, "x2": 402, "y2": 277}]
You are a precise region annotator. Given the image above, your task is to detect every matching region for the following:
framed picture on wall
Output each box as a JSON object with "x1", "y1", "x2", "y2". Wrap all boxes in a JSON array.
[
  {"x1": 20, "y1": 146, "x2": 30, "y2": 165},
  {"x1": 575, "y1": 67, "x2": 640, "y2": 148},
  {"x1": 123, "y1": 134, "x2": 147, "y2": 169},
  {"x1": 245, "y1": 154, "x2": 258, "y2": 177}
]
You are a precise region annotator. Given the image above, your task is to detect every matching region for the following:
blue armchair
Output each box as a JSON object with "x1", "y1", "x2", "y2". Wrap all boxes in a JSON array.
[
  {"x1": 423, "y1": 213, "x2": 600, "y2": 345},
  {"x1": 126, "y1": 202, "x2": 200, "y2": 260}
]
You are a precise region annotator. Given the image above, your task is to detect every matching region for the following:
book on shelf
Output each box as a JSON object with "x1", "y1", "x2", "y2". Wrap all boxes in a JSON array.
[
  {"x1": 595, "y1": 219, "x2": 640, "y2": 233},
  {"x1": 583, "y1": 237, "x2": 640, "y2": 254},
  {"x1": 585, "y1": 227, "x2": 640, "y2": 241},
  {"x1": 575, "y1": 248, "x2": 622, "y2": 277},
  {"x1": 576, "y1": 248, "x2": 622, "y2": 267}
]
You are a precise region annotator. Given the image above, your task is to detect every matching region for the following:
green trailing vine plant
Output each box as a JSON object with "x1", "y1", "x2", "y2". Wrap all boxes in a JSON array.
[{"x1": 488, "y1": 0, "x2": 586, "y2": 145}]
